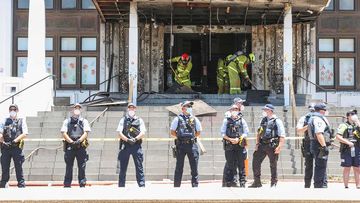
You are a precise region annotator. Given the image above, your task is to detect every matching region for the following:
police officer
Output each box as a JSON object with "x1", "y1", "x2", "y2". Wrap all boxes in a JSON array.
[
  {"x1": 249, "y1": 104, "x2": 285, "y2": 188},
  {"x1": 307, "y1": 103, "x2": 332, "y2": 188},
  {"x1": 296, "y1": 104, "x2": 315, "y2": 188},
  {"x1": 169, "y1": 53, "x2": 192, "y2": 89},
  {"x1": 336, "y1": 110, "x2": 360, "y2": 189},
  {"x1": 0, "y1": 104, "x2": 28, "y2": 188},
  {"x1": 116, "y1": 103, "x2": 146, "y2": 187},
  {"x1": 170, "y1": 101, "x2": 202, "y2": 187},
  {"x1": 221, "y1": 104, "x2": 249, "y2": 187},
  {"x1": 61, "y1": 103, "x2": 91, "y2": 188}
]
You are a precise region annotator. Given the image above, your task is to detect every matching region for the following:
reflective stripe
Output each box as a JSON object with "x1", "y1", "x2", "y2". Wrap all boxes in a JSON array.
[
  {"x1": 230, "y1": 87, "x2": 241, "y2": 90},
  {"x1": 228, "y1": 66, "x2": 238, "y2": 74},
  {"x1": 217, "y1": 77, "x2": 224, "y2": 82},
  {"x1": 181, "y1": 79, "x2": 190, "y2": 83}
]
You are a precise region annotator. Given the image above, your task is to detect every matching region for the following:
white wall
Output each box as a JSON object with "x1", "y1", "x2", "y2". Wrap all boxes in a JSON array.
[{"x1": 0, "y1": 0, "x2": 13, "y2": 76}]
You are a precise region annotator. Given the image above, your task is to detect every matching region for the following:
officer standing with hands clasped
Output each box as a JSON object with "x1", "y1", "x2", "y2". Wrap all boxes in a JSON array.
[
  {"x1": 116, "y1": 103, "x2": 146, "y2": 187},
  {"x1": 61, "y1": 103, "x2": 91, "y2": 188},
  {"x1": 336, "y1": 110, "x2": 360, "y2": 189},
  {"x1": 170, "y1": 101, "x2": 202, "y2": 187},
  {"x1": 296, "y1": 104, "x2": 316, "y2": 188},
  {"x1": 0, "y1": 104, "x2": 28, "y2": 188},
  {"x1": 307, "y1": 103, "x2": 333, "y2": 188},
  {"x1": 221, "y1": 104, "x2": 249, "y2": 187},
  {"x1": 249, "y1": 104, "x2": 285, "y2": 188}
]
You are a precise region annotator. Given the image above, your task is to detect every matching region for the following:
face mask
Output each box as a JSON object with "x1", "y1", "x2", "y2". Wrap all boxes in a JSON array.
[
  {"x1": 262, "y1": 111, "x2": 267, "y2": 117},
  {"x1": 351, "y1": 115, "x2": 358, "y2": 121},
  {"x1": 186, "y1": 107, "x2": 193, "y2": 115},
  {"x1": 10, "y1": 111, "x2": 17, "y2": 118},
  {"x1": 128, "y1": 110, "x2": 136, "y2": 117},
  {"x1": 73, "y1": 109, "x2": 81, "y2": 116},
  {"x1": 240, "y1": 105, "x2": 245, "y2": 111},
  {"x1": 324, "y1": 111, "x2": 329, "y2": 116},
  {"x1": 231, "y1": 111, "x2": 239, "y2": 117}
]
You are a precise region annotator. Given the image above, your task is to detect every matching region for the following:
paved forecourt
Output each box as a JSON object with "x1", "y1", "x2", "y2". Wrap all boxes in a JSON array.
[{"x1": 0, "y1": 181, "x2": 360, "y2": 202}]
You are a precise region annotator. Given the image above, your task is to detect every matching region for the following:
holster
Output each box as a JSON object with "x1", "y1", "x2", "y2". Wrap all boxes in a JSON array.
[{"x1": 171, "y1": 145, "x2": 177, "y2": 158}]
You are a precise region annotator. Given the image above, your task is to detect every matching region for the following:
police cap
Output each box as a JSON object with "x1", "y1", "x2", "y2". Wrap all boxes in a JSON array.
[
  {"x1": 314, "y1": 103, "x2": 327, "y2": 111},
  {"x1": 262, "y1": 104, "x2": 275, "y2": 111},
  {"x1": 9, "y1": 104, "x2": 18, "y2": 110},
  {"x1": 181, "y1": 101, "x2": 194, "y2": 107}
]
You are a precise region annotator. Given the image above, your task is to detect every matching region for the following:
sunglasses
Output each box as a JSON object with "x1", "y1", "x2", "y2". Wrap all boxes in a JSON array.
[{"x1": 9, "y1": 108, "x2": 17, "y2": 111}]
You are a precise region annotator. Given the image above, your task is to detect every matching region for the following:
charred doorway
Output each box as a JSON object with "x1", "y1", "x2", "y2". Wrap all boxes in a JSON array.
[{"x1": 164, "y1": 33, "x2": 252, "y2": 93}]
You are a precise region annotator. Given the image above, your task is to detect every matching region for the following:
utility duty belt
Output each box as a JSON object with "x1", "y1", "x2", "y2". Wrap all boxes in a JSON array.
[
  {"x1": 0, "y1": 140, "x2": 24, "y2": 150},
  {"x1": 176, "y1": 138, "x2": 197, "y2": 144},
  {"x1": 260, "y1": 137, "x2": 279, "y2": 148},
  {"x1": 63, "y1": 139, "x2": 89, "y2": 151}
]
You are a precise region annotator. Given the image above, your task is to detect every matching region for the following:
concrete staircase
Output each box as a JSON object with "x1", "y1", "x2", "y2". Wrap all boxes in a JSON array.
[{"x1": 2, "y1": 105, "x2": 348, "y2": 183}]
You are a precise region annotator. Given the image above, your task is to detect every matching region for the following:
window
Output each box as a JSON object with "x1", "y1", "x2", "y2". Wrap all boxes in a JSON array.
[
  {"x1": 17, "y1": 57, "x2": 28, "y2": 77},
  {"x1": 61, "y1": 37, "x2": 77, "y2": 51},
  {"x1": 325, "y1": 0, "x2": 334, "y2": 11},
  {"x1": 81, "y1": 37, "x2": 97, "y2": 51},
  {"x1": 62, "y1": 0, "x2": 77, "y2": 9},
  {"x1": 318, "y1": 38, "x2": 334, "y2": 52},
  {"x1": 339, "y1": 38, "x2": 355, "y2": 52},
  {"x1": 339, "y1": 0, "x2": 355, "y2": 10},
  {"x1": 45, "y1": 57, "x2": 53, "y2": 74},
  {"x1": 45, "y1": 37, "x2": 54, "y2": 51},
  {"x1": 81, "y1": 57, "x2": 97, "y2": 85},
  {"x1": 45, "y1": 0, "x2": 54, "y2": 9},
  {"x1": 17, "y1": 37, "x2": 28, "y2": 51},
  {"x1": 339, "y1": 58, "x2": 355, "y2": 86},
  {"x1": 318, "y1": 58, "x2": 335, "y2": 86},
  {"x1": 17, "y1": 0, "x2": 54, "y2": 9},
  {"x1": 61, "y1": 57, "x2": 77, "y2": 85},
  {"x1": 82, "y1": 0, "x2": 95, "y2": 9}
]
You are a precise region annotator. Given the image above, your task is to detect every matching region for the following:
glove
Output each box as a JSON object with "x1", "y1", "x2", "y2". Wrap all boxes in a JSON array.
[
  {"x1": 72, "y1": 140, "x2": 81, "y2": 146},
  {"x1": 318, "y1": 146, "x2": 329, "y2": 158},
  {"x1": 3, "y1": 141, "x2": 12, "y2": 148},
  {"x1": 127, "y1": 138, "x2": 136, "y2": 145}
]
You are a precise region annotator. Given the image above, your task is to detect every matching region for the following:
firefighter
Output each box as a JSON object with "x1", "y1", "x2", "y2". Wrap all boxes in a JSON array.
[
  {"x1": 226, "y1": 52, "x2": 254, "y2": 94},
  {"x1": 217, "y1": 58, "x2": 229, "y2": 94},
  {"x1": 169, "y1": 53, "x2": 192, "y2": 89}
]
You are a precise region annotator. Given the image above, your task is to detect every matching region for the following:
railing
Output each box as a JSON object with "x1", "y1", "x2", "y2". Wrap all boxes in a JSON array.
[
  {"x1": 0, "y1": 74, "x2": 56, "y2": 105},
  {"x1": 82, "y1": 74, "x2": 120, "y2": 103}
]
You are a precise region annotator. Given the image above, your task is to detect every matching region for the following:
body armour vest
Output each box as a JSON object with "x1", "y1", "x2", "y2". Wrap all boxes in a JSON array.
[
  {"x1": 340, "y1": 122, "x2": 360, "y2": 148},
  {"x1": 303, "y1": 113, "x2": 313, "y2": 140},
  {"x1": 226, "y1": 117, "x2": 244, "y2": 138},
  {"x1": 176, "y1": 115, "x2": 196, "y2": 140},
  {"x1": 3, "y1": 118, "x2": 23, "y2": 142},
  {"x1": 122, "y1": 116, "x2": 141, "y2": 138},
  {"x1": 308, "y1": 113, "x2": 332, "y2": 144},
  {"x1": 260, "y1": 117, "x2": 278, "y2": 140},
  {"x1": 67, "y1": 117, "x2": 84, "y2": 140}
]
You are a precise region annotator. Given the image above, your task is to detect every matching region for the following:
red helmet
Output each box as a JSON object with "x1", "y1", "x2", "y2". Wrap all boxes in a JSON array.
[{"x1": 181, "y1": 53, "x2": 190, "y2": 63}]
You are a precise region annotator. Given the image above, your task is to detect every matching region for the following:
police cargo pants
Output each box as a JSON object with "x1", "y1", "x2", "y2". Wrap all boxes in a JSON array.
[
  {"x1": 118, "y1": 143, "x2": 145, "y2": 187},
  {"x1": 303, "y1": 139, "x2": 314, "y2": 188},
  {"x1": 0, "y1": 147, "x2": 25, "y2": 187},
  {"x1": 64, "y1": 147, "x2": 88, "y2": 187},
  {"x1": 310, "y1": 141, "x2": 328, "y2": 188},
  {"x1": 224, "y1": 146, "x2": 247, "y2": 185},
  {"x1": 252, "y1": 144, "x2": 279, "y2": 185},
  {"x1": 174, "y1": 143, "x2": 199, "y2": 187}
]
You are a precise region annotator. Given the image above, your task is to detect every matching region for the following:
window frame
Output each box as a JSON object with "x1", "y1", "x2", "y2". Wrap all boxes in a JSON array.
[
  {"x1": 81, "y1": 0, "x2": 96, "y2": 10},
  {"x1": 61, "y1": 0, "x2": 78, "y2": 10},
  {"x1": 324, "y1": 0, "x2": 335, "y2": 11},
  {"x1": 338, "y1": 37, "x2": 356, "y2": 53},
  {"x1": 80, "y1": 36, "x2": 98, "y2": 52},
  {"x1": 338, "y1": 57, "x2": 356, "y2": 88},
  {"x1": 318, "y1": 37, "x2": 335, "y2": 53},
  {"x1": 60, "y1": 36, "x2": 78, "y2": 52},
  {"x1": 338, "y1": 0, "x2": 356, "y2": 11}
]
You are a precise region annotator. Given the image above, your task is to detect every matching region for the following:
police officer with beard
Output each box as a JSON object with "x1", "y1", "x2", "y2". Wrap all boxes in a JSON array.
[
  {"x1": 249, "y1": 104, "x2": 285, "y2": 188},
  {"x1": 221, "y1": 104, "x2": 249, "y2": 187},
  {"x1": 61, "y1": 103, "x2": 91, "y2": 188},
  {"x1": 307, "y1": 103, "x2": 333, "y2": 188},
  {"x1": 116, "y1": 103, "x2": 146, "y2": 187},
  {"x1": 0, "y1": 104, "x2": 28, "y2": 188},
  {"x1": 296, "y1": 104, "x2": 316, "y2": 188},
  {"x1": 170, "y1": 101, "x2": 202, "y2": 187}
]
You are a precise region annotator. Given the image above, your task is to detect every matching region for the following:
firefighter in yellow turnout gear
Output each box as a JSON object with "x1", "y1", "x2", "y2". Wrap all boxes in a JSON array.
[
  {"x1": 226, "y1": 53, "x2": 255, "y2": 94},
  {"x1": 217, "y1": 58, "x2": 230, "y2": 94},
  {"x1": 169, "y1": 53, "x2": 192, "y2": 89}
]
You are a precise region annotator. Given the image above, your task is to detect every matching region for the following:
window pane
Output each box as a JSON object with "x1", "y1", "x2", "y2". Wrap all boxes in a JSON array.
[
  {"x1": 319, "y1": 58, "x2": 334, "y2": 86},
  {"x1": 18, "y1": 37, "x2": 28, "y2": 51},
  {"x1": 339, "y1": 58, "x2": 355, "y2": 86},
  {"x1": 82, "y1": 0, "x2": 95, "y2": 9},
  {"x1": 61, "y1": 37, "x2": 77, "y2": 51},
  {"x1": 45, "y1": 57, "x2": 53, "y2": 74},
  {"x1": 325, "y1": 0, "x2": 334, "y2": 10},
  {"x1": 339, "y1": 38, "x2": 354, "y2": 52},
  {"x1": 81, "y1": 37, "x2": 97, "y2": 51},
  {"x1": 17, "y1": 57, "x2": 28, "y2": 77},
  {"x1": 339, "y1": 0, "x2": 354, "y2": 10},
  {"x1": 61, "y1": 57, "x2": 77, "y2": 85},
  {"x1": 45, "y1": 37, "x2": 53, "y2": 51},
  {"x1": 45, "y1": 0, "x2": 54, "y2": 9},
  {"x1": 18, "y1": 0, "x2": 29, "y2": 9},
  {"x1": 81, "y1": 57, "x2": 97, "y2": 85},
  {"x1": 319, "y1": 38, "x2": 334, "y2": 52},
  {"x1": 62, "y1": 0, "x2": 76, "y2": 9}
]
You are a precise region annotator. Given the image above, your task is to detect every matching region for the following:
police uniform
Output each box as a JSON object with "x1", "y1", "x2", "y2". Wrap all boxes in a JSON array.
[
  {"x1": 252, "y1": 115, "x2": 285, "y2": 187},
  {"x1": 296, "y1": 113, "x2": 314, "y2": 188},
  {"x1": 0, "y1": 117, "x2": 28, "y2": 188},
  {"x1": 220, "y1": 114, "x2": 249, "y2": 187},
  {"x1": 60, "y1": 116, "x2": 91, "y2": 187},
  {"x1": 116, "y1": 114, "x2": 146, "y2": 187},
  {"x1": 170, "y1": 113, "x2": 202, "y2": 187},
  {"x1": 337, "y1": 122, "x2": 360, "y2": 167},
  {"x1": 308, "y1": 112, "x2": 332, "y2": 188}
]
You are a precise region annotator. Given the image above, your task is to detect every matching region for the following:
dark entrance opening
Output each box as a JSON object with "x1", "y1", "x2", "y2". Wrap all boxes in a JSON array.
[{"x1": 164, "y1": 33, "x2": 252, "y2": 93}]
